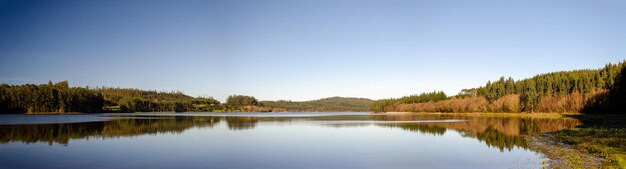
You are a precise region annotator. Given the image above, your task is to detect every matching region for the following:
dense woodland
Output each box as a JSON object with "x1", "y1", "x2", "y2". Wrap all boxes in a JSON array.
[
  {"x1": 371, "y1": 61, "x2": 626, "y2": 114},
  {"x1": 96, "y1": 87, "x2": 221, "y2": 112},
  {"x1": 226, "y1": 95, "x2": 259, "y2": 107},
  {"x1": 0, "y1": 81, "x2": 103, "y2": 113},
  {"x1": 0, "y1": 82, "x2": 259, "y2": 113},
  {"x1": 0, "y1": 83, "x2": 368, "y2": 113}
]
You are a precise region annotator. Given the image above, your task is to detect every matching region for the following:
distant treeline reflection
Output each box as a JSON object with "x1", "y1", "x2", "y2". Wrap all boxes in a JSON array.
[
  {"x1": 325, "y1": 115, "x2": 580, "y2": 151},
  {"x1": 0, "y1": 115, "x2": 579, "y2": 151},
  {"x1": 0, "y1": 116, "x2": 265, "y2": 145}
]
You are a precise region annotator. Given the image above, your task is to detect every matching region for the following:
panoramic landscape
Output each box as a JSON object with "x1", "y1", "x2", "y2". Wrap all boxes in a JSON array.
[{"x1": 1, "y1": 0, "x2": 625, "y2": 169}]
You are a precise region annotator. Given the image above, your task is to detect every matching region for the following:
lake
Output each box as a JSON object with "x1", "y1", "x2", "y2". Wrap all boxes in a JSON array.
[{"x1": 0, "y1": 112, "x2": 581, "y2": 169}]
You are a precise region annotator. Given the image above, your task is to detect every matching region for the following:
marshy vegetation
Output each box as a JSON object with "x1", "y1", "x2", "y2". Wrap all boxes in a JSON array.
[{"x1": 548, "y1": 115, "x2": 626, "y2": 168}]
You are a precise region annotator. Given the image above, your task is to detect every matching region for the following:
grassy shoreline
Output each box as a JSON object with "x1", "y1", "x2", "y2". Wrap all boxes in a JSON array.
[
  {"x1": 542, "y1": 115, "x2": 626, "y2": 168},
  {"x1": 525, "y1": 134, "x2": 602, "y2": 168}
]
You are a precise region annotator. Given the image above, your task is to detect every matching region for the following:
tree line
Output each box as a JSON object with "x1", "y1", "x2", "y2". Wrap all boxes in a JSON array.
[
  {"x1": 371, "y1": 61, "x2": 626, "y2": 113},
  {"x1": 0, "y1": 81, "x2": 270, "y2": 113},
  {"x1": 226, "y1": 95, "x2": 259, "y2": 107},
  {"x1": 96, "y1": 87, "x2": 221, "y2": 112},
  {"x1": 0, "y1": 82, "x2": 371, "y2": 113},
  {"x1": 0, "y1": 81, "x2": 103, "y2": 113},
  {"x1": 369, "y1": 91, "x2": 447, "y2": 112}
]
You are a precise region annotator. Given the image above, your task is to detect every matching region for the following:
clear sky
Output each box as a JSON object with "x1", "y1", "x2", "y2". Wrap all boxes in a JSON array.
[{"x1": 0, "y1": 0, "x2": 624, "y2": 101}]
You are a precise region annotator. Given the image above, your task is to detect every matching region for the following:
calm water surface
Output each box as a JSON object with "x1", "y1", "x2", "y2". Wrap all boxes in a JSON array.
[{"x1": 0, "y1": 112, "x2": 581, "y2": 169}]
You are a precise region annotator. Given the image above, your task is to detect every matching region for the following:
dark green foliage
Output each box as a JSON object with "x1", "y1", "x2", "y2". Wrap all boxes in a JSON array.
[
  {"x1": 369, "y1": 91, "x2": 448, "y2": 112},
  {"x1": 369, "y1": 99, "x2": 398, "y2": 113},
  {"x1": 474, "y1": 77, "x2": 516, "y2": 101},
  {"x1": 607, "y1": 67, "x2": 626, "y2": 111},
  {"x1": 0, "y1": 81, "x2": 103, "y2": 113},
  {"x1": 262, "y1": 97, "x2": 374, "y2": 112},
  {"x1": 0, "y1": 82, "x2": 223, "y2": 113},
  {"x1": 117, "y1": 97, "x2": 192, "y2": 113},
  {"x1": 398, "y1": 91, "x2": 447, "y2": 104},
  {"x1": 95, "y1": 87, "x2": 220, "y2": 112},
  {"x1": 226, "y1": 95, "x2": 258, "y2": 107},
  {"x1": 95, "y1": 87, "x2": 196, "y2": 105},
  {"x1": 584, "y1": 65, "x2": 626, "y2": 113},
  {"x1": 369, "y1": 91, "x2": 447, "y2": 113}
]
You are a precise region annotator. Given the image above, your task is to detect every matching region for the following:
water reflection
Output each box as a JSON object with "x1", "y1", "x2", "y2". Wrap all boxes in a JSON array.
[
  {"x1": 370, "y1": 114, "x2": 581, "y2": 151},
  {"x1": 0, "y1": 113, "x2": 580, "y2": 152}
]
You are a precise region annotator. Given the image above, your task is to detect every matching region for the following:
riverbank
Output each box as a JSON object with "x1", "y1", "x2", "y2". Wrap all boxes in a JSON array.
[
  {"x1": 24, "y1": 112, "x2": 84, "y2": 115},
  {"x1": 380, "y1": 111, "x2": 574, "y2": 118},
  {"x1": 526, "y1": 128, "x2": 626, "y2": 168},
  {"x1": 525, "y1": 134, "x2": 602, "y2": 168},
  {"x1": 531, "y1": 115, "x2": 626, "y2": 168}
]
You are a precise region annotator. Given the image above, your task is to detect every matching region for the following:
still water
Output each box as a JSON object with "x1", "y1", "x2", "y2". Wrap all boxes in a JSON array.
[{"x1": 0, "y1": 112, "x2": 581, "y2": 169}]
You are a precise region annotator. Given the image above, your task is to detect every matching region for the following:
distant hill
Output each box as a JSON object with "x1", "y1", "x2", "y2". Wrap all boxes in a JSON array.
[{"x1": 261, "y1": 97, "x2": 374, "y2": 112}]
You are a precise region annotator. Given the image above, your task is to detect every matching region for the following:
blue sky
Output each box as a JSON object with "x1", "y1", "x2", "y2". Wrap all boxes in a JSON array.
[{"x1": 0, "y1": 0, "x2": 624, "y2": 101}]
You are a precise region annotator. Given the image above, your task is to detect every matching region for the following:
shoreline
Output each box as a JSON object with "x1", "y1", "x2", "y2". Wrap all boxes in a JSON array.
[
  {"x1": 525, "y1": 134, "x2": 602, "y2": 168},
  {"x1": 24, "y1": 112, "x2": 84, "y2": 115},
  {"x1": 379, "y1": 111, "x2": 579, "y2": 117}
]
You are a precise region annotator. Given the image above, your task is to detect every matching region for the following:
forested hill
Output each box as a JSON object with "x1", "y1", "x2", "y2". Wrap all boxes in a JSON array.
[
  {"x1": 261, "y1": 97, "x2": 374, "y2": 112},
  {"x1": 370, "y1": 61, "x2": 626, "y2": 114},
  {"x1": 95, "y1": 87, "x2": 220, "y2": 112},
  {"x1": 0, "y1": 82, "x2": 372, "y2": 113}
]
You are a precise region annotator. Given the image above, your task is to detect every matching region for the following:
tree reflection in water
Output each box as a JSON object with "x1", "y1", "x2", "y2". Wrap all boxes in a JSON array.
[
  {"x1": 370, "y1": 115, "x2": 581, "y2": 151},
  {"x1": 0, "y1": 114, "x2": 580, "y2": 151}
]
